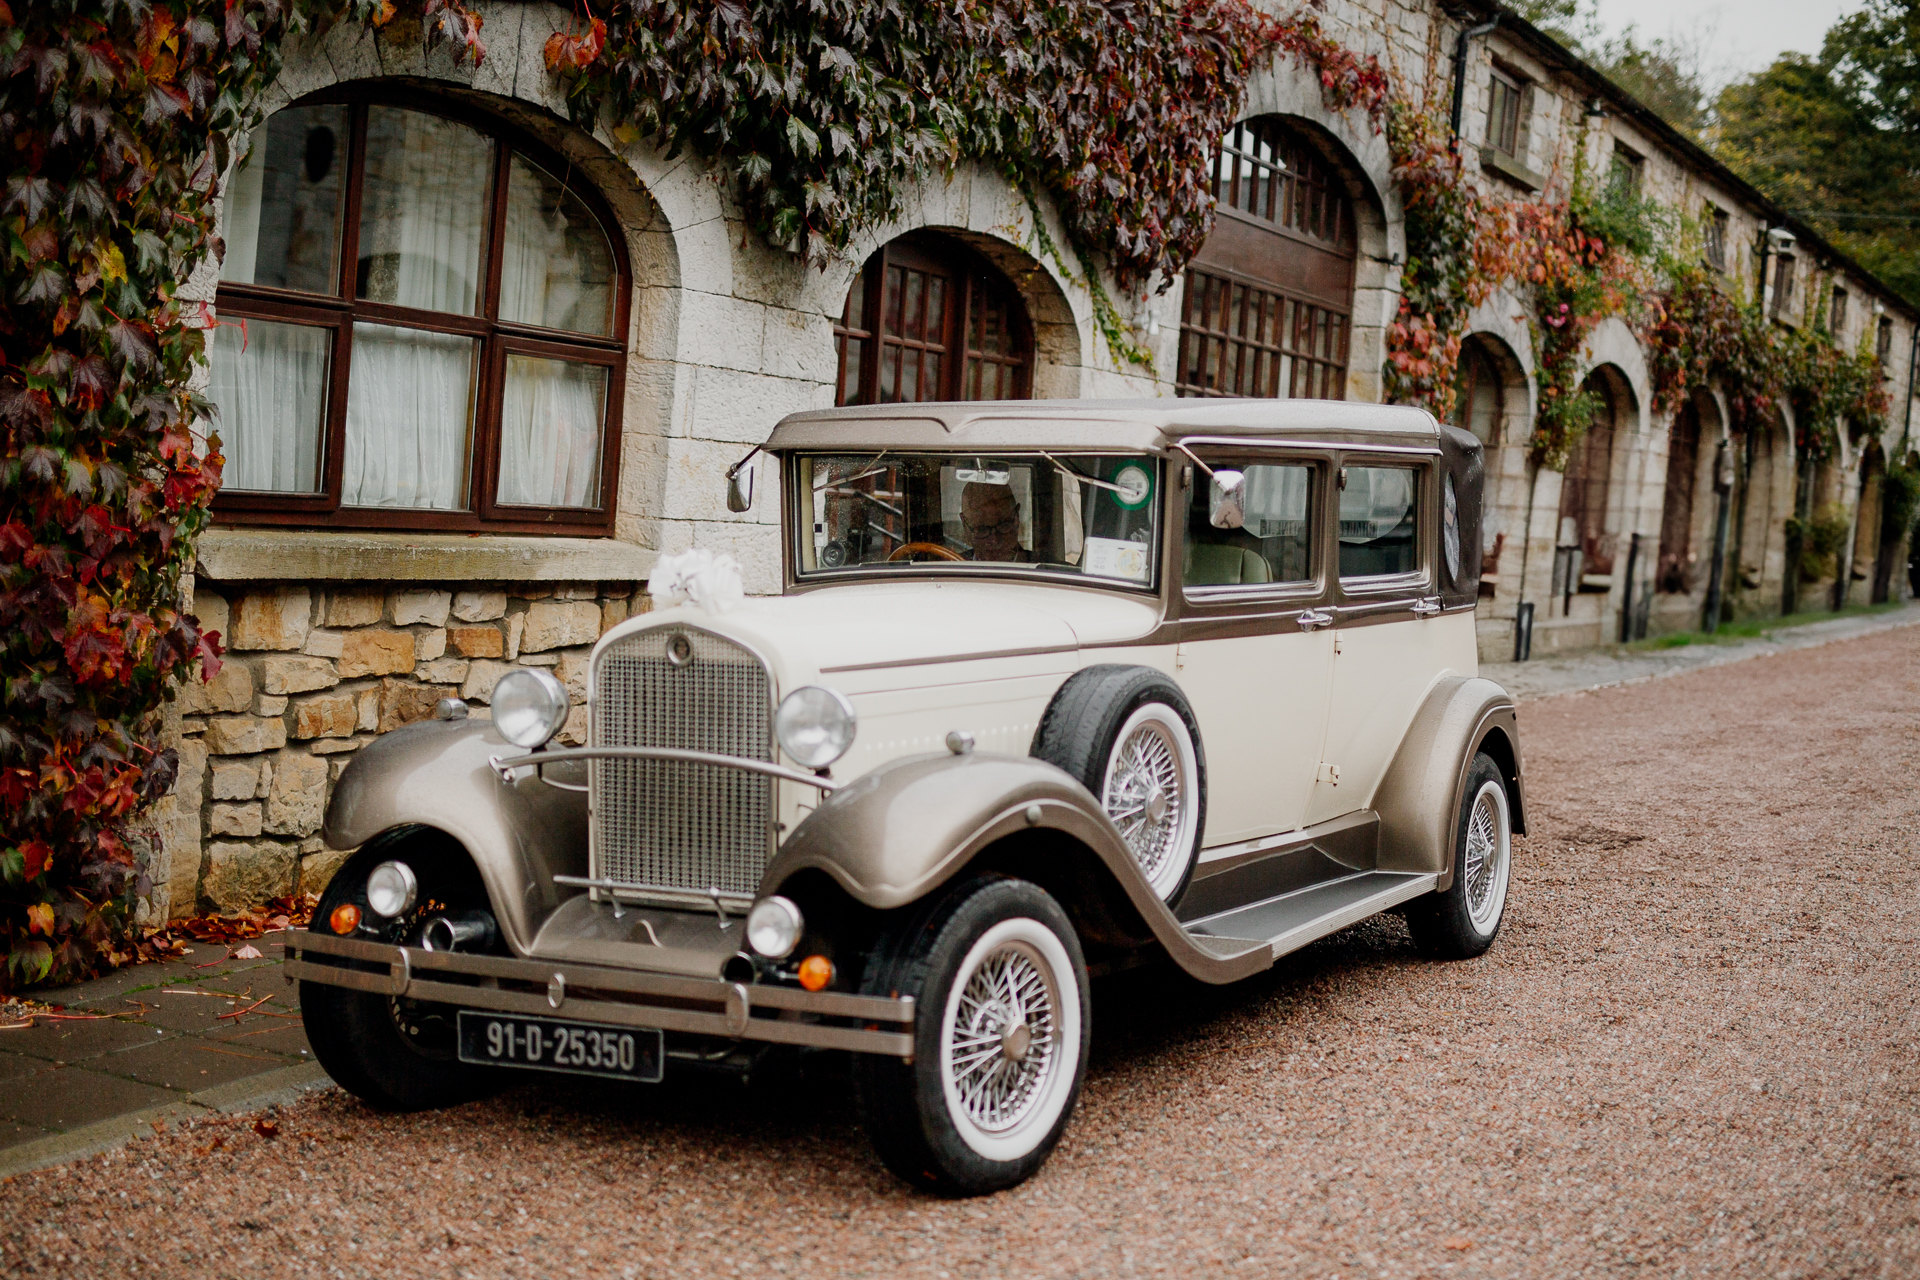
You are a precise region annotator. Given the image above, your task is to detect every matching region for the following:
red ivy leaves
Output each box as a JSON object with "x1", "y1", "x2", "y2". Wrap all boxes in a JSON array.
[{"x1": 544, "y1": 17, "x2": 606, "y2": 71}]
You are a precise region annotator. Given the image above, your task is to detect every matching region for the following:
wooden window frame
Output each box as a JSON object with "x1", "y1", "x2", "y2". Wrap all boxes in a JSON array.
[
  {"x1": 1829, "y1": 287, "x2": 1849, "y2": 334},
  {"x1": 1486, "y1": 67, "x2": 1524, "y2": 158},
  {"x1": 831, "y1": 234, "x2": 1034, "y2": 407},
  {"x1": 1704, "y1": 205, "x2": 1729, "y2": 272},
  {"x1": 211, "y1": 86, "x2": 632, "y2": 535}
]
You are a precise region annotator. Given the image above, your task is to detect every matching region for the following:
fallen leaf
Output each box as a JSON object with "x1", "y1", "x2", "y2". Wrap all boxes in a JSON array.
[
  {"x1": 230, "y1": 944, "x2": 263, "y2": 960},
  {"x1": 194, "y1": 1135, "x2": 225, "y2": 1156},
  {"x1": 1442, "y1": 1237, "x2": 1474, "y2": 1251},
  {"x1": 252, "y1": 1119, "x2": 279, "y2": 1139}
]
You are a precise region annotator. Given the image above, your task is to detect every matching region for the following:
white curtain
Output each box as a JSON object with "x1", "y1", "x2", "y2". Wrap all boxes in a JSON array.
[
  {"x1": 343, "y1": 323, "x2": 474, "y2": 509},
  {"x1": 497, "y1": 355, "x2": 604, "y2": 507},
  {"x1": 208, "y1": 318, "x2": 328, "y2": 493},
  {"x1": 498, "y1": 152, "x2": 613, "y2": 335},
  {"x1": 356, "y1": 106, "x2": 491, "y2": 315}
]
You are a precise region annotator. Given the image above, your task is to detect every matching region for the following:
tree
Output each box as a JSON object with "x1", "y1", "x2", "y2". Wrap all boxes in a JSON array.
[
  {"x1": 1506, "y1": 1, "x2": 1710, "y2": 138},
  {"x1": 1714, "y1": 0, "x2": 1920, "y2": 307}
]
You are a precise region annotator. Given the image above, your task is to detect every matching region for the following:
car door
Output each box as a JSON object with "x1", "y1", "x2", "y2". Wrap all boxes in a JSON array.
[
  {"x1": 1303, "y1": 455, "x2": 1447, "y2": 827},
  {"x1": 1174, "y1": 453, "x2": 1335, "y2": 847}
]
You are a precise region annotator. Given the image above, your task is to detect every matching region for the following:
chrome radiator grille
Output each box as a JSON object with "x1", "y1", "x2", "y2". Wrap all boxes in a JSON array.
[{"x1": 589, "y1": 627, "x2": 774, "y2": 898}]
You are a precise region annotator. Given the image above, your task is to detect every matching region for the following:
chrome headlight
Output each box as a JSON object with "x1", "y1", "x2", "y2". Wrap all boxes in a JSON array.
[
  {"x1": 774, "y1": 685, "x2": 857, "y2": 769},
  {"x1": 745, "y1": 895, "x2": 804, "y2": 960},
  {"x1": 366, "y1": 860, "x2": 418, "y2": 918},
  {"x1": 492, "y1": 668, "x2": 569, "y2": 749}
]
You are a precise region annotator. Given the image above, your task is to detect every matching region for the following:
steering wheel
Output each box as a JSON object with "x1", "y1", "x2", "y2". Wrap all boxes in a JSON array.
[{"x1": 887, "y1": 541, "x2": 965, "y2": 562}]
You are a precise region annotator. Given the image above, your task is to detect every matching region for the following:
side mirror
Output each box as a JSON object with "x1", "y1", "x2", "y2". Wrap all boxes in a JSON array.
[
  {"x1": 1208, "y1": 469, "x2": 1246, "y2": 529},
  {"x1": 726, "y1": 463, "x2": 754, "y2": 513}
]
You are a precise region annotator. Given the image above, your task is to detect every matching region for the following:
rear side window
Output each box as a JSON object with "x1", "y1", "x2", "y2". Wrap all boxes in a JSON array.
[
  {"x1": 1339, "y1": 466, "x2": 1419, "y2": 578},
  {"x1": 1185, "y1": 463, "x2": 1314, "y2": 588}
]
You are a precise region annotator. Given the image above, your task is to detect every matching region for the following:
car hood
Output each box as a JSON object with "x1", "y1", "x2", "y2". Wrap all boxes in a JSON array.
[{"x1": 596, "y1": 580, "x2": 1162, "y2": 692}]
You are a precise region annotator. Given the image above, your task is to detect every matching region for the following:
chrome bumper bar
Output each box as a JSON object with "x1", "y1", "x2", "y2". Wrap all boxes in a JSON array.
[{"x1": 283, "y1": 930, "x2": 914, "y2": 1059}]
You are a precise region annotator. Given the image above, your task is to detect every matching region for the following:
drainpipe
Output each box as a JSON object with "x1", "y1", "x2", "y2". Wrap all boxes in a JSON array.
[
  {"x1": 1449, "y1": 14, "x2": 1501, "y2": 145},
  {"x1": 1904, "y1": 320, "x2": 1917, "y2": 455}
]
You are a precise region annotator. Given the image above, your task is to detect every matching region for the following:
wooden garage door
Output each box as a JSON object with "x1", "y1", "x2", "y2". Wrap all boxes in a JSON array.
[{"x1": 1177, "y1": 119, "x2": 1357, "y2": 401}]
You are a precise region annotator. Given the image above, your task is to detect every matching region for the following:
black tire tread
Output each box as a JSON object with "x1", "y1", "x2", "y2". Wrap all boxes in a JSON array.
[{"x1": 1406, "y1": 752, "x2": 1508, "y2": 960}]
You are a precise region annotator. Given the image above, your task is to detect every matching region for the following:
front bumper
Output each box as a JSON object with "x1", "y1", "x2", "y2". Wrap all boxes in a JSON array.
[{"x1": 284, "y1": 929, "x2": 915, "y2": 1058}]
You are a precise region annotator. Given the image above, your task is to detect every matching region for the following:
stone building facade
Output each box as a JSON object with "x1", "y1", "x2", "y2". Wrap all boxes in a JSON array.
[{"x1": 150, "y1": 0, "x2": 1920, "y2": 918}]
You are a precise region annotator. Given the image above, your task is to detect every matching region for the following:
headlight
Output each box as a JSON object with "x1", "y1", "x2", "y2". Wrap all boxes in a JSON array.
[
  {"x1": 745, "y1": 895, "x2": 804, "y2": 960},
  {"x1": 774, "y1": 685, "x2": 857, "y2": 769},
  {"x1": 366, "y1": 860, "x2": 417, "y2": 918},
  {"x1": 492, "y1": 668, "x2": 569, "y2": 749}
]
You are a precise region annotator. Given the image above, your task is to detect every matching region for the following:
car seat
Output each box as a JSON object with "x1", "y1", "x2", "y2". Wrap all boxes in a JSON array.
[{"x1": 1183, "y1": 542, "x2": 1272, "y2": 586}]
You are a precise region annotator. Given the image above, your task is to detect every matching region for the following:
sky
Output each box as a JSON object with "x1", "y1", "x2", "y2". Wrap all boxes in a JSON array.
[{"x1": 1588, "y1": 0, "x2": 1861, "y2": 83}]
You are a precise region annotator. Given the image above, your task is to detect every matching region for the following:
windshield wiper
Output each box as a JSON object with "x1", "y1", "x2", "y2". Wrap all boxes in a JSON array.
[
  {"x1": 815, "y1": 451, "x2": 890, "y2": 492},
  {"x1": 1039, "y1": 450, "x2": 1129, "y2": 495}
]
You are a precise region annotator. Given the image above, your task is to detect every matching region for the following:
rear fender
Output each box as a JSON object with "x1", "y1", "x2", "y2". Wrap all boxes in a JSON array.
[
  {"x1": 322, "y1": 719, "x2": 587, "y2": 954},
  {"x1": 766, "y1": 752, "x2": 1270, "y2": 984},
  {"x1": 1371, "y1": 677, "x2": 1526, "y2": 887}
]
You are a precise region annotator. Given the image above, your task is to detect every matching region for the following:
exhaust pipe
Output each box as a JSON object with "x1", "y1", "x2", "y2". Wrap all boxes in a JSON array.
[{"x1": 418, "y1": 910, "x2": 498, "y2": 954}]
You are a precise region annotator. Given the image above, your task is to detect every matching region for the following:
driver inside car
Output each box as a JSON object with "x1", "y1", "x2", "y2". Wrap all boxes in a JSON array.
[{"x1": 960, "y1": 482, "x2": 1032, "y2": 562}]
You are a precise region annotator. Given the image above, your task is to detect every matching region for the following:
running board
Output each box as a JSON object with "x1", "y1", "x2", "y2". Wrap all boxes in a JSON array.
[{"x1": 1183, "y1": 871, "x2": 1439, "y2": 961}]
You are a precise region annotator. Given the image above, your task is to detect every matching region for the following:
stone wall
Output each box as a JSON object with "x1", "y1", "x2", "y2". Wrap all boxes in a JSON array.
[{"x1": 157, "y1": 579, "x2": 647, "y2": 917}]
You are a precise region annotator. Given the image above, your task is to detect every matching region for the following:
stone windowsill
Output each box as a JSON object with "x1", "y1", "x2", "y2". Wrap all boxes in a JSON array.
[
  {"x1": 1478, "y1": 146, "x2": 1545, "y2": 193},
  {"x1": 196, "y1": 529, "x2": 659, "y2": 584}
]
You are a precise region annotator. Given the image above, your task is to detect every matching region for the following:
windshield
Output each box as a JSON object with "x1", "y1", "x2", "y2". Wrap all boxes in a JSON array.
[{"x1": 794, "y1": 452, "x2": 1160, "y2": 586}]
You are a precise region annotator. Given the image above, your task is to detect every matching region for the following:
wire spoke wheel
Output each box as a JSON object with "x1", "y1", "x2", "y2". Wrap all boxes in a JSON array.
[
  {"x1": 945, "y1": 940, "x2": 1060, "y2": 1135},
  {"x1": 1099, "y1": 704, "x2": 1199, "y2": 900},
  {"x1": 1462, "y1": 778, "x2": 1511, "y2": 934}
]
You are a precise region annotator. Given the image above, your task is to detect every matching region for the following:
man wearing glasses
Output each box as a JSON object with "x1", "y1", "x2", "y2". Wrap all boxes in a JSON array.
[{"x1": 959, "y1": 482, "x2": 1032, "y2": 563}]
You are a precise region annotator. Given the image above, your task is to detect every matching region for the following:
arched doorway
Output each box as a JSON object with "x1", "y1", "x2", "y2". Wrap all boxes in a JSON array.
[
  {"x1": 1176, "y1": 117, "x2": 1358, "y2": 400},
  {"x1": 1853, "y1": 443, "x2": 1885, "y2": 605},
  {"x1": 1656, "y1": 396, "x2": 1702, "y2": 594},
  {"x1": 1454, "y1": 339, "x2": 1504, "y2": 448},
  {"x1": 1557, "y1": 370, "x2": 1624, "y2": 583},
  {"x1": 832, "y1": 231, "x2": 1033, "y2": 406}
]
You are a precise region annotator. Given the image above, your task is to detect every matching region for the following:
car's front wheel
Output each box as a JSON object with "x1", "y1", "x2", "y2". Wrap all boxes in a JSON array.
[{"x1": 854, "y1": 877, "x2": 1090, "y2": 1196}]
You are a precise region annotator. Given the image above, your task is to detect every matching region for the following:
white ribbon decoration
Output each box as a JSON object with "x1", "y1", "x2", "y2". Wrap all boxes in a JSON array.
[{"x1": 648, "y1": 548, "x2": 745, "y2": 616}]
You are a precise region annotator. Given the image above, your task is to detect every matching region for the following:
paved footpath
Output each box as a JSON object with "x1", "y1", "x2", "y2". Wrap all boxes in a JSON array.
[{"x1": 1, "y1": 601, "x2": 1916, "y2": 1184}]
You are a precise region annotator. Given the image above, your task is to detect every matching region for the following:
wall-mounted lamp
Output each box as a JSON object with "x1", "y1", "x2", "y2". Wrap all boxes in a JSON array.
[
  {"x1": 1766, "y1": 226, "x2": 1797, "y2": 254},
  {"x1": 1583, "y1": 95, "x2": 1607, "y2": 120}
]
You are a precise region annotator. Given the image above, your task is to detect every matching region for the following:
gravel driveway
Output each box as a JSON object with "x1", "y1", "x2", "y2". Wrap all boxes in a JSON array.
[{"x1": 4, "y1": 626, "x2": 1916, "y2": 1279}]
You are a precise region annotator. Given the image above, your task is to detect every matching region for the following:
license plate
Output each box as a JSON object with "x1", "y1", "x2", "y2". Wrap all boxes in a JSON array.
[{"x1": 456, "y1": 1011, "x2": 664, "y2": 1083}]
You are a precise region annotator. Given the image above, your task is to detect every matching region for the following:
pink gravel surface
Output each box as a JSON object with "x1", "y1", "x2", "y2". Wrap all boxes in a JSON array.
[{"x1": 3, "y1": 626, "x2": 1916, "y2": 1279}]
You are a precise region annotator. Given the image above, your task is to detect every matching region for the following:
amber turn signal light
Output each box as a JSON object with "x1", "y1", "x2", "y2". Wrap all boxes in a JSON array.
[
  {"x1": 329, "y1": 903, "x2": 362, "y2": 935},
  {"x1": 797, "y1": 954, "x2": 834, "y2": 992}
]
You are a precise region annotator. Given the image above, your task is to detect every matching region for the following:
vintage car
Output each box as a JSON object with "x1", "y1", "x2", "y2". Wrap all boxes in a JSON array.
[{"x1": 286, "y1": 398, "x2": 1524, "y2": 1195}]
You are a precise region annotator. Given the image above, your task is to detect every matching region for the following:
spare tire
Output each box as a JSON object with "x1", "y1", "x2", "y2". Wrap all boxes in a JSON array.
[{"x1": 1031, "y1": 664, "x2": 1206, "y2": 905}]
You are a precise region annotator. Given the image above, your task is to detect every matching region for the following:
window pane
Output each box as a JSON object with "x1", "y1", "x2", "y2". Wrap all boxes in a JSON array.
[
  {"x1": 356, "y1": 107, "x2": 492, "y2": 315},
  {"x1": 208, "y1": 317, "x2": 329, "y2": 493},
  {"x1": 221, "y1": 104, "x2": 348, "y2": 294},
  {"x1": 1339, "y1": 466, "x2": 1419, "y2": 578},
  {"x1": 343, "y1": 322, "x2": 475, "y2": 509},
  {"x1": 1184, "y1": 464, "x2": 1312, "y2": 586},
  {"x1": 497, "y1": 355, "x2": 607, "y2": 508},
  {"x1": 499, "y1": 153, "x2": 615, "y2": 335}
]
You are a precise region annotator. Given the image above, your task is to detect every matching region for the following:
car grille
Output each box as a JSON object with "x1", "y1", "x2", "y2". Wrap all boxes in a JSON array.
[{"x1": 589, "y1": 626, "x2": 774, "y2": 898}]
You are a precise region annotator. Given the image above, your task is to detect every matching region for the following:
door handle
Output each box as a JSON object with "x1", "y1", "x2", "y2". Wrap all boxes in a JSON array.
[
  {"x1": 1297, "y1": 609, "x2": 1333, "y2": 631},
  {"x1": 1412, "y1": 597, "x2": 1442, "y2": 617}
]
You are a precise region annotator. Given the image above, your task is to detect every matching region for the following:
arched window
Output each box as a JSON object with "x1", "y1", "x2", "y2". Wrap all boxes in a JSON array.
[
  {"x1": 1177, "y1": 118, "x2": 1358, "y2": 400},
  {"x1": 1453, "y1": 340, "x2": 1504, "y2": 446},
  {"x1": 833, "y1": 233, "x2": 1032, "y2": 405},
  {"x1": 210, "y1": 92, "x2": 629, "y2": 532},
  {"x1": 1559, "y1": 373, "x2": 1620, "y2": 575}
]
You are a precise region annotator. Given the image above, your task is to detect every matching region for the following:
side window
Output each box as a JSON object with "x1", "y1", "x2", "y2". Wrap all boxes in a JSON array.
[
  {"x1": 1185, "y1": 463, "x2": 1314, "y2": 588},
  {"x1": 1339, "y1": 466, "x2": 1419, "y2": 579}
]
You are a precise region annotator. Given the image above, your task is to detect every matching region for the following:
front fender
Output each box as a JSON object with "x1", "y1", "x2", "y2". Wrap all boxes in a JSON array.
[
  {"x1": 1372, "y1": 676, "x2": 1525, "y2": 886},
  {"x1": 766, "y1": 752, "x2": 1270, "y2": 984},
  {"x1": 323, "y1": 719, "x2": 587, "y2": 954}
]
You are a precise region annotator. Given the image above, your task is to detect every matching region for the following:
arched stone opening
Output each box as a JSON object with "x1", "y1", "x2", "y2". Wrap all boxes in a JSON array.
[
  {"x1": 1853, "y1": 441, "x2": 1888, "y2": 605},
  {"x1": 1175, "y1": 115, "x2": 1388, "y2": 402},
  {"x1": 1453, "y1": 332, "x2": 1531, "y2": 596}
]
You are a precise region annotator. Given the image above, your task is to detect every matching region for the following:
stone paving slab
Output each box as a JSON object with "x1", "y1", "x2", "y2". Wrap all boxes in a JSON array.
[
  {"x1": 0, "y1": 943, "x2": 318, "y2": 1174},
  {"x1": 1482, "y1": 603, "x2": 1920, "y2": 701}
]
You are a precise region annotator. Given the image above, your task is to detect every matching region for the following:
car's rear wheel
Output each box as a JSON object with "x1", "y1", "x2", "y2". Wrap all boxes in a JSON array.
[
  {"x1": 1032, "y1": 665, "x2": 1205, "y2": 905},
  {"x1": 1406, "y1": 752, "x2": 1513, "y2": 959},
  {"x1": 854, "y1": 877, "x2": 1090, "y2": 1196},
  {"x1": 301, "y1": 833, "x2": 506, "y2": 1111}
]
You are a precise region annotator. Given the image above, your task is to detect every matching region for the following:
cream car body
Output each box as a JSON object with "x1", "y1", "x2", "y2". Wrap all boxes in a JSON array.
[{"x1": 289, "y1": 398, "x2": 1525, "y2": 1196}]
